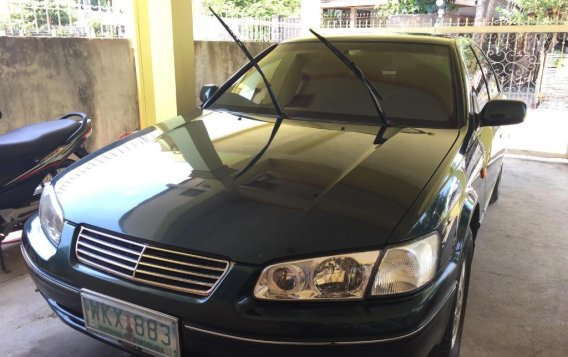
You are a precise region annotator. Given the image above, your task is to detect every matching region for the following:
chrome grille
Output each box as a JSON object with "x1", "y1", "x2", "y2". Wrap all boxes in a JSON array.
[{"x1": 75, "y1": 226, "x2": 231, "y2": 296}]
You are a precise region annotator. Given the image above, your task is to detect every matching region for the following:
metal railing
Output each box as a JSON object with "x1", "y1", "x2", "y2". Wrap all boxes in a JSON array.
[
  {"x1": 321, "y1": 10, "x2": 568, "y2": 29},
  {"x1": 321, "y1": 24, "x2": 568, "y2": 110},
  {"x1": 193, "y1": 14, "x2": 301, "y2": 42},
  {"x1": 2, "y1": 2, "x2": 566, "y2": 110},
  {"x1": 317, "y1": 8, "x2": 568, "y2": 111},
  {"x1": 476, "y1": 31, "x2": 567, "y2": 110},
  {"x1": 0, "y1": 0, "x2": 132, "y2": 38},
  {"x1": 194, "y1": 11, "x2": 567, "y2": 109}
]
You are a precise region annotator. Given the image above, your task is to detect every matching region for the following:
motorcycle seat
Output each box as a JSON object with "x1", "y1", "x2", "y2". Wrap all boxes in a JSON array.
[{"x1": 0, "y1": 119, "x2": 81, "y2": 161}]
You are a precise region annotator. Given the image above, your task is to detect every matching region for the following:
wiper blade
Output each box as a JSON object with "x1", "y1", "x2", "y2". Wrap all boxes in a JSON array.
[
  {"x1": 309, "y1": 29, "x2": 392, "y2": 129},
  {"x1": 210, "y1": 8, "x2": 288, "y2": 178}
]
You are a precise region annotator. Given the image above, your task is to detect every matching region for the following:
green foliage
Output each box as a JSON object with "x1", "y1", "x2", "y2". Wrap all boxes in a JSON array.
[
  {"x1": 91, "y1": 20, "x2": 102, "y2": 35},
  {"x1": 89, "y1": 0, "x2": 111, "y2": 7},
  {"x1": 386, "y1": 0, "x2": 437, "y2": 14},
  {"x1": 203, "y1": 0, "x2": 301, "y2": 18},
  {"x1": 380, "y1": 0, "x2": 454, "y2": 15},
  {"x1": 497, "y1": 0, "x2": 568, "y2": 24},
  {"x1": 9, "y1": 0, "x2": 77, "y2": 32}
]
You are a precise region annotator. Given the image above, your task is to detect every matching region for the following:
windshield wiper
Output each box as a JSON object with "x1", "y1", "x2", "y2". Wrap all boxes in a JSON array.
[
  {"x1": 210, "y1": 8, "x2": 288, "y2": 178},
  {"x1": 309, "y1": 29, "x2": 397, "y2": 143}
]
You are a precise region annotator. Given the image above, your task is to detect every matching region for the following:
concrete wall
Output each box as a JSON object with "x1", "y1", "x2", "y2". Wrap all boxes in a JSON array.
[
  {"x1": 0, "y1": 37, "x2": 139, "y2": 151},
  {"x1": 0, "y1": 38, "x2": 271, "y2": 152},
  {"x1": 194, "y1": 41, "x2": 273, "y2": 106}
]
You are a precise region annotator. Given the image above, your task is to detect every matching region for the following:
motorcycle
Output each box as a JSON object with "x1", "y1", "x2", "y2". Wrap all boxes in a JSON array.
[{"x1": 0, "y1": 111, "x2": 92, "y2": 272}]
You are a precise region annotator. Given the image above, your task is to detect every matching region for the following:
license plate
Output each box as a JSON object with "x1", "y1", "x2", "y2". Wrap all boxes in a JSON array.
[{"x1": 81, "y1": 290, "x2": 180, "y2": 357}]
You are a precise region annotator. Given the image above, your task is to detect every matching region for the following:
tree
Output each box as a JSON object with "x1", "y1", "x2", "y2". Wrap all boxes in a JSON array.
[
  {"x1": 497, "y1": 0, "x2": 568, "y2": 24},
  {"x1": 6, "y1": 0, "x2": 116, "y2": 35},
  {"x1": 380, "y1": 0, "x2": 455, "y2": 15},
  {"x1": 203, "y1": 0, "x2": 301, "y2": 18},
  {"x1": 88, "y1": 0, "x2": 111, "y2": 9},
  {"x1": 474, "y1": 0, "x2": 500, "y2": 24},
  {"x1": 485, "y1": 0, "x2": 499, "y2": 22},
  {"x1": 474, "y1": 0, "x2": 486, "y2": 24},
  {"x1": 9, "y1": 0, "x2": 77, "y2": 32}
]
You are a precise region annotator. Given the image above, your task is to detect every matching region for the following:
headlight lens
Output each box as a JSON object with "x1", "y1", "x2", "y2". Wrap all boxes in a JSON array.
[
  {"x1": 39, "y1": 184, "x2": 64, "y2": 246},
  {"x1": 371, "y1": 233, "x2": 439, "y2": 296},
  {"x1": 254, "y1": 251, "x2": 380, "y2": 300}
]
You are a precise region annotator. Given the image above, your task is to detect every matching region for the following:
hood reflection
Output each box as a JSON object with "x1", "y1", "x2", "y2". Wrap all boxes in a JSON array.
[{"x1": 57, "y1": 110, "x2": 458, "y2": 264}]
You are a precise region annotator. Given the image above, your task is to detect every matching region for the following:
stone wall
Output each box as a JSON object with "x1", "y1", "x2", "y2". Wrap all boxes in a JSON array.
[{"x1": 0, "y1": 37, "x2": 139, "y2": 151}]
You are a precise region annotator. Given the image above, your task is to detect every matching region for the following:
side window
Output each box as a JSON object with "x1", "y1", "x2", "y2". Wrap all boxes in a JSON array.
[
  {"x1": 461, "y1": 45, "x2": 489, "y2": 111},
  {"x1": 472, "y1": 45, "x2": 500, "y2": 100}
]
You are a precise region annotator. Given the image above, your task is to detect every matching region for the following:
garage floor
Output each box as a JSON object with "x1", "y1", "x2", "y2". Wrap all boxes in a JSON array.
[{"x1": 1, "y1": 157, "x2": 567, "y2": 357}]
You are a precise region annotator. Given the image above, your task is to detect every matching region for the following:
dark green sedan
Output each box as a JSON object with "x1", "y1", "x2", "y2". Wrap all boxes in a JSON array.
[{"x1": 22, "y1": 34, "x2": 525, "y2": 357}]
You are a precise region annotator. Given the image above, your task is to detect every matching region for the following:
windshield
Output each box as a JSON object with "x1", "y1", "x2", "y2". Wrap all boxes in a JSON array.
[{"x1": 209, "y1": 41, "x2": 457, "y2": 128}]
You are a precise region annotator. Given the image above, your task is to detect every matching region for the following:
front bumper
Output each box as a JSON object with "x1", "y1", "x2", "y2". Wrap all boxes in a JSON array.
[{"x1": 22, "y1": 215, "x2": 459, "y2": 357}]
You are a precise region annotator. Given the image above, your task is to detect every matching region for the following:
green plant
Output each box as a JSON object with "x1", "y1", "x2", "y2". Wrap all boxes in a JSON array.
[
  {"x1": 91, "y1": 20, "x2": 102, "y2": 35},
  {"x1": 203, "y1": 0, "x2": 300, "y2": 18},
  {"x1": 379, "y1": 0, "x2": 455, "y2": 15},
  {"x1": 497, "y1": 0, "x2": 568, "y2": 24},
  {"x1": 9, "y1": 0, "x2": 78, "y2": 31},
  {"x1": 552, "y1": 55, "x2": 565, "y2": 67}
]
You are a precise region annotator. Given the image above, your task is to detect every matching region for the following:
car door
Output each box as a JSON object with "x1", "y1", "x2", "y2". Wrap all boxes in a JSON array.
[
  {"x1": 472, "y1": 45, "x2": 506, "y2": 201},
  {"x1": 461, "y1": 43, "x2": 489, "y2": 211}
]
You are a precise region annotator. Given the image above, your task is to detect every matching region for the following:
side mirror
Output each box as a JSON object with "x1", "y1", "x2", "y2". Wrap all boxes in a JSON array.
[
  {"x1": 200, "y1": 84, "x2": 219, "y2": 104},
  {"x1": 480, "y1": 99, "x2": 526, "y2": 127}
]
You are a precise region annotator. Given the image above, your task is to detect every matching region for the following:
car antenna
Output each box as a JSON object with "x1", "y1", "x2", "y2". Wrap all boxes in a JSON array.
[
  {"x1": 309, "y1": 29, "x2": 399, "y2": 144},
  {"x1": 209, "y1": 8, "x2": 289, "y2": 178}
]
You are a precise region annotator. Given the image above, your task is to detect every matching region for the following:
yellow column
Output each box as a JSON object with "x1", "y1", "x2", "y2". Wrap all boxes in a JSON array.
[
  {"x1": 172, "y1": 0, "x2": 196, "y2": 116},
  {"x1": 132, "y1": 0, "x2": 196, "y2": 128}
]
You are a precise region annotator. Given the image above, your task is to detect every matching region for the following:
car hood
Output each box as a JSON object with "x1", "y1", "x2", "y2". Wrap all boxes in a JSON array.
[{"x1": 55, "y1": 111, "x2": 459, "y2": 265}]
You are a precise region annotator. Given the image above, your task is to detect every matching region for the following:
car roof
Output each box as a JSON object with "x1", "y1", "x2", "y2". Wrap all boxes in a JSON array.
[{"x1": 281, "y1": 33, "x2": 457, "y2": 46}]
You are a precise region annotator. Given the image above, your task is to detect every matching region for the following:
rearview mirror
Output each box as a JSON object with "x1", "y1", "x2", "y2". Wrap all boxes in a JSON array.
[
  {"x1": 200, "y1": 84, "x2": 219, "y2": 104},
  {"x1": 480, "y1": 99, "x2": 526, "y2": 127}
]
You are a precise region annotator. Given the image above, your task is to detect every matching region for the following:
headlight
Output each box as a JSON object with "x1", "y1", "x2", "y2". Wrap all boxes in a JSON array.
[
  {"x1": 254, "y1": 251, "x2": 381, "y2": 300},
  {"x1": 371, "y1": 233, "x2": 439, "y2": 296},
  {"x1": 39, "y1": 184, "x2": 64, "y2": 246}
]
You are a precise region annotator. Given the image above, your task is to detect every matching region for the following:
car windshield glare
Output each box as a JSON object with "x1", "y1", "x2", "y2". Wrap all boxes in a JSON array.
[{"x1": 209, "y1": 41, "x2": 457, "y2": 128}]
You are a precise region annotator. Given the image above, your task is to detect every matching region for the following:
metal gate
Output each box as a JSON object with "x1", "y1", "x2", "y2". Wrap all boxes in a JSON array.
[
  {"x1": 321, "y1": 24, "x2": 568, "y2": 110},
  {"x1": 465, "y1": 29, "x2": 567, "y2": 109}
]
